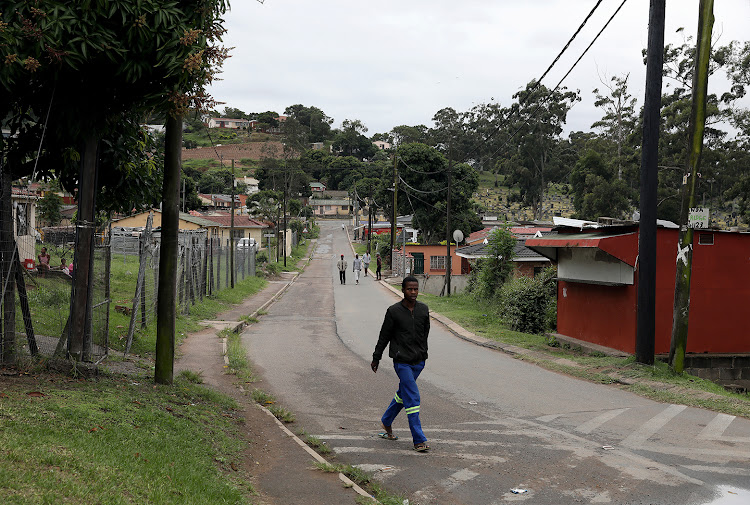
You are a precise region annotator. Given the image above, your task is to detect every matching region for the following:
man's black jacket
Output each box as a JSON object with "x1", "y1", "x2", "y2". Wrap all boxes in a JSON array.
[{"x1": 373, "y1": 300, "x2": 430, "y2": 365}]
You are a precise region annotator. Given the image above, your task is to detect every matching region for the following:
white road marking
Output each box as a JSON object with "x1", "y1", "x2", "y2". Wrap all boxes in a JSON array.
[
  {"x1": 621, "y1": 404, "x2": 686, "y2": 448},
  {"x1": 576, "y1": 408, "x2": 630, "y2": 434},
  {"x1": 697, "y1": 413, "x2": 736, "y2": 440},
  {"x1": 331, "y1": 446, "x2": 507, "y2": 464},
  {"x1": 443, "y1": 468, "x2": 480, "y2": 491}
]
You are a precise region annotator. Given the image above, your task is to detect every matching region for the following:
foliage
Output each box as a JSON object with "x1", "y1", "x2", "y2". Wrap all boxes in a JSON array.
[
  {"x1": 396, "y1": 142, "x2": 481, "y2": 243},
  {"x1": 570, "y1": 150, "x2": 632, "y2": 219},
  {"x1": 466, "y1": 227, "x2": 516, "y2": 300},
  {"x1": 497, "y1": 266, "x2": 557, "y2": 334},
  {"x1": 332, "y1": 119, "x2": 377, "y2": 159},
  {"x1": 37, "y1": 192, "x2": 63, "y2": 226},
  {"x1": 284, "y1": 104, "x2": 334, "y2": 143}
]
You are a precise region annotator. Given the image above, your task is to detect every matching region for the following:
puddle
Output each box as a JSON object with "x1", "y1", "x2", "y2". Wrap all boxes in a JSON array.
[{"x1": 704, "y1": 486, "x2": 750, "y2": 504}]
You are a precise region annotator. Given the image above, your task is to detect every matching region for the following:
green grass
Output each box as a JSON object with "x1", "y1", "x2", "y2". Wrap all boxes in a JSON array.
[
  {"x1": 421, "y1": 292, "x2": 750, "y2": 418},
  {"x1": 250, "y1": 389, "x2": 295, "y2": 423},
  {"x1": 0, "y1": 374, "x2": 255, "y2": 505}
]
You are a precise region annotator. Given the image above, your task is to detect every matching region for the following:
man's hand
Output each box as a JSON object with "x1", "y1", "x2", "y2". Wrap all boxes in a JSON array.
[{"x1": 370, "y1": 360, "x2": 379, "y2": 373}]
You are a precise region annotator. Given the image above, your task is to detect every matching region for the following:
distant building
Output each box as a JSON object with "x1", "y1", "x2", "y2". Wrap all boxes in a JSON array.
[
  {"x1": 208, "y1": 118, "x2": 250, "y2": 129},
  {"x1": 373, "y1": 140, "x2": 391, "y2": 150}
]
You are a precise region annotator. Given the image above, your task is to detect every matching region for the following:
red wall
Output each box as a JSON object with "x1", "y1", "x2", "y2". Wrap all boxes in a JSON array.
[{"x1": 558, "y1": 229, "x2": 750, "y2": 354}]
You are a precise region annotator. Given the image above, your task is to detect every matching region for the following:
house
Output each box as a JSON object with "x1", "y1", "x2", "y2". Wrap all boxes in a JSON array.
[
  {"x1": 456, "y1": 239, "x2": 551, "y2": 278},
  {"x1": 525, "y1": 217, "x2": 750, "y2": 356},
  {"x1": 236, "y1": 176, "x2": 259, "y2": 194},
  {"x1": 13, "y1": 187, "x2": 39, "y2": 264},
  {"x1": 198, "y1": 213, "x2": 268, "y2": 244},
  {"x1": 112, "y1": 210, "x2": 221, "y2": 236},
  {"x1": 373, "y1": 140, "x2": 391, "y2": 150},
  {"x1": 309, "y1": 198, "x2": 351, "y2": 216},
  {"x1": 197, "y1": 193, "x2": 247, "y2": 212},
  {"x1": 310, "y1": 182, "x2": 326, "y2": 193},
  {"x1": 208, "y1": 117, "x2": 250, "y2": 129}
]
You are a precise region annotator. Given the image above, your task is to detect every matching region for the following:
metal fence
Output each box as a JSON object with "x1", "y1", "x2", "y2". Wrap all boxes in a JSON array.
[{"x1": 1, "y1": 209, "x2": 258, "y2": 363}]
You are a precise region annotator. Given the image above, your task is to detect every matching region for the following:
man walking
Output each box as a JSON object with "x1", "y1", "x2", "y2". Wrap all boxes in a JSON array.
[
  {"x1": 336, "y1": 254, "x2": 347, "y2": 284},
  {"x1": 371, "y1": 276, "x2": 430, "y2": 452},
  {"x1": 375, "y1": 253, "x2": 382, "y2": 280},
  {"x1": 352, "y1": 254, "x2": 362, "y2": 284},
  {"x1": 362, "y1": 251, "x2": 371, "y2": 277}
]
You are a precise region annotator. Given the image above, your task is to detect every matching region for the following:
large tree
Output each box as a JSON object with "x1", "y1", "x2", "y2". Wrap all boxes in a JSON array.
[
  {"x1": 284, "y1": 104, "x2": 334, "y2": 143},
  {"x1": 396, "y1": 143, "x2": 481, "y2": 244},
  {"x1": 503, "y1": 81, "x2": 580, "y2": 218}
]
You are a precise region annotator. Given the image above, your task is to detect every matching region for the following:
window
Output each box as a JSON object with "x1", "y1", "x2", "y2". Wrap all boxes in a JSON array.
[
  {"x1": 533, "y1": 266, "x2": 544, "y2": 277},
  {"x1": 698, "y1": 233, "x2": 714, "y2": 245},
  {"x1": 430, "y1": 255, "x2": 446, "y2": 270}
]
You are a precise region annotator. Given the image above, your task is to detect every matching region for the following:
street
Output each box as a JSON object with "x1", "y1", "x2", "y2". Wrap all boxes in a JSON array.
[{"x1": 242, "y1": 220, "x2": 750, "y2": 505}]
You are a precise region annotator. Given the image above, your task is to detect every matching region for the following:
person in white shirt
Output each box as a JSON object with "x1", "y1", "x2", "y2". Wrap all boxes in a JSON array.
[
  {"x1": 352, "y1": 254, "x2": 362, "y2": 284},
  {"x1": 362, "y1": 252, "x2": 371, "y2": 277}
]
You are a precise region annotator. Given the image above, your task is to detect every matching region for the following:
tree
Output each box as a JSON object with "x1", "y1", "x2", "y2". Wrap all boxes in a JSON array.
[
  {"x1": 591, "y1": 73, "x2": 638, "y2": 181},
  {"x1": 0, "y1": 1, "x2": 229, "y2": 379},
  {"x1": 222, "y1": 107, "x2": 247, "y2": 120},
  {"x1": 37, "y1": 192, "x2": 63, "y2": 227},
  {"x1": 503, "y1": 81, "x2": 580, "y2": 218},
  {"x1": 255, "y1": 111, "x2": 280, "y2": 130},
  {"x1": 284, "y1": 104, "x2": 334, "y2": 142},
  {"x1": 332, "y1": 119, "x2": 377, "y2": 159},
  {"x1": 389, "y1": 124, "x2": 430, "y2": 147},
  {"x1": 467, "y1": 227, "x2": 516, "y2": 301},
  {"x1": 570, "y1": 150, "x2": 632, "y2": 219},
  {"x1": 396, "y1": 143, "x2": 481, "y2": 244}
]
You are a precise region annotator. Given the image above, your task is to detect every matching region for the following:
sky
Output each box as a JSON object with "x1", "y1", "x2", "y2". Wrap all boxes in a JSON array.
[{"x1": 207, "y1": 0, "x2": 750, "y2": 136}]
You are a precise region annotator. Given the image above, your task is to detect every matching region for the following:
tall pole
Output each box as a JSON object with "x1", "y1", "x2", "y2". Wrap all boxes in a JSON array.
[
  {"x1": 230, "y1": 159, "x2": 235, "y2": 288},
  {"x1": 283, "y1": 164, "x2": 288, "y2": 268},
  {"x1": 445, "y1": 145, "x2": 453, "y2": 297},
  {"x1": 155, "y1": 113, "x2": 182, "y2": 385},
  {"x1": 670, "y1": 0, "x2": 714, "y2": 373},
  {"x1": 390, "y1": 155, "x2": 398, "y2": 256},
  {"x1": 636, "y1": 0, "x2": 666, "y2": 365}
]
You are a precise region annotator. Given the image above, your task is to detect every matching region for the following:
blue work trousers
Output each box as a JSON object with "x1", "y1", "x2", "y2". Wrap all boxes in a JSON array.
[{"x1": 381, "y1": 361, "x2": 426, "y2": 445}]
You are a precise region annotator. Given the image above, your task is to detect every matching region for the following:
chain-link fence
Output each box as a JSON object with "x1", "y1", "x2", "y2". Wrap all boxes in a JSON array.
[{"x1": 1, "y1": 207, "x2": 258, "y2": 363}]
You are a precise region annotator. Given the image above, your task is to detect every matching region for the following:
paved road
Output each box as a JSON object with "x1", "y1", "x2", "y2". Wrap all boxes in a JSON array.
[{"x1": 243, "y1": 220, "x2": 750, "y2": 505}]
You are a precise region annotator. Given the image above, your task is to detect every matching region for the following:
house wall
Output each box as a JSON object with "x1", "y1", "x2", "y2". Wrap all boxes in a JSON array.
[
  {"x1": 404, "y1": 244, "x2": 461, "y2": 275},
  {"x1": 114, "y1": 212, "x2": 201, "y2": 231},
  {"x1": 514, "y1": 261, "x2": 551, "y2": 278}
]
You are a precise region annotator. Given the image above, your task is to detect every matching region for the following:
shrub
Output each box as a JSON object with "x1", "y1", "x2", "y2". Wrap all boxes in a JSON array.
[
  {"x1": 264, "y1": 261, "x2": 282, "y2": 276},
  {"x1": 498, "y1": 266, "x2": 557, "y2": 334}
]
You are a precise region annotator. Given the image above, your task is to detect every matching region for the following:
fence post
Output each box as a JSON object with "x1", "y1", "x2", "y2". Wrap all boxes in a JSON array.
[
  {"x1": 250, "y1": 247, "x2": 255, "y2": 277},
  {"x1": 208, "y1": 236, "x2": 214, "y2": 295},
  {"x1": 225, "y1": 239, "x2": 229, "y2": 288}
]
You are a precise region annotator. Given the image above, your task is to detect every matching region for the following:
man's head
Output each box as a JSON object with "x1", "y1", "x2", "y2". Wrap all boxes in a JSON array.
[
  {"x1": 401, "y1": 276, "x2": 419, "y2": 303},
  {"x1": 341, "y1": 254, "x2": 344, "y2": 259},
  {"x1": 355, "y1": 254, "x2": 359, "y2": 258},
  {"x1": 41, "y1": 247, "x2": 47, "y2": 254}
]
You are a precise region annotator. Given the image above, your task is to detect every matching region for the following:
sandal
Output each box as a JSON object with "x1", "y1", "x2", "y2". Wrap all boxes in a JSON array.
[
  {"x1": 413, "y1": 443, "x2": 430, "y2": 452},
  {"x1": 378, "y1": 432, "x2": 398, "y2": 440}
]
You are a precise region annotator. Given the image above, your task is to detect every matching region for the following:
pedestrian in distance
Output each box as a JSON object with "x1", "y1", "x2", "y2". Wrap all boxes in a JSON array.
[
  {"x1": 371, "y1": 276, "x2": 430, "y2": 452},
  {"x1": 353, "y1": 253, "x2": 362, "y2": 284},
  {"x1": 336, "y1": 254, "x2": 347, "y2": 284},
  {"x1": 376, "y1": 253, "x2": 382, "y2": 280},
  {"x1": 362, "y1": 251, "x2": 371, "y2": 277}
]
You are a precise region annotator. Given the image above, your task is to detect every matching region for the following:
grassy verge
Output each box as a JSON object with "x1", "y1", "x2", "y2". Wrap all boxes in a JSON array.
[
  {"x1": 0, "y1": 373, "x2": 257, "y2": 505},
  {"x1": 420, "y1": 292, "x2": 750, "y2": 418}
]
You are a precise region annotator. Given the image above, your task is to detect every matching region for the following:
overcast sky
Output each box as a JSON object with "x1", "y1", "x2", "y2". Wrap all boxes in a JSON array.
[{"x1": 207, "y1": 0, "x2": 750, "y2": 136}]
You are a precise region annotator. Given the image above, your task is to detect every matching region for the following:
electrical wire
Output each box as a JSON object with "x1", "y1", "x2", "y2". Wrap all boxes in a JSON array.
[{"x1": 398, "y1": 175, "x2": 447, "y2": 195}]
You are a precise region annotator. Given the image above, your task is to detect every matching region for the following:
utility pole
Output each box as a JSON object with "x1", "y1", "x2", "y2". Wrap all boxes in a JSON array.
[
  {"x1": 635, "y1": 0, "x2": 666, "y2": 365},
  {"x1": 283, "y1": 163, "x2": 288, "y2": 268},
  {"x1": 230, "y1": 159, "x2": 235, "y2": 288},
  {"x1": 670, "y1": 0, "x2": 714, "y2": 373},
  {"x1": 445, "y1": 149, "x2": 453, "y2": 297},
  {"x1": 390, "y1": 155, "x2": 398, "y2": 257}
]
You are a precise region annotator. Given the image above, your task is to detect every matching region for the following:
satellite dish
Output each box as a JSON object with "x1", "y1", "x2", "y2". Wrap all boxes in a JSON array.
[{"x1": 452, "y1": 229, "x2": 464, "y2": 244}]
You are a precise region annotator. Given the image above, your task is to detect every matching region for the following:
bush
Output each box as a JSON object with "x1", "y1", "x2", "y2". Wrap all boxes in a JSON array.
[
  {"x1": 497, "y1": 266, "x2": 557, "y2": 334},
  {"x1": 264, "y1": 261, "x2": 282, "y2": 276},
  {"x1": 256, "y1": 250, "x2": 269, "y2": 264}
]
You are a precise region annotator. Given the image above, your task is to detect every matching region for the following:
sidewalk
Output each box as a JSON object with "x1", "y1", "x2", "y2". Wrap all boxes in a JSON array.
[{"x1": 175, "y1": 249, "x2": 375, "y2": 505}]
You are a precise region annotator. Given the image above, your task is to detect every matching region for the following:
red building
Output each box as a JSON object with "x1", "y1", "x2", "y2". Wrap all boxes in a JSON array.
[{"x1": 526, "y1": 223, "x2": 750, "y2": 355}]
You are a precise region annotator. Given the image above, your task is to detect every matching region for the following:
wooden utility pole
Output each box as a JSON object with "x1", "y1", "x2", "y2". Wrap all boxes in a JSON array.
[
  {"x1": 635, "y1": 0, "x2": 666, "y2": 365},
  {"x1": 445, "y1": 150, "x2": 453, "y2": 297},
  {"x1": 670, "y1": 0, "x2": 714, "y2": 373},
  {"x1": 390, "y1": 155, "x2": 398, "y2": 256},
  {"x1": 70, "y1": 134, "x2": 98, "y2": 361},
  {"x1": 230, "y1": 159, "x2": 235, "y2": 288},
  {"x1": 155, "y1": 114, "x2": 182, "y2": 385},
  {"x1": 1, "y1": 167, "x2": 15, "y2": 364}
]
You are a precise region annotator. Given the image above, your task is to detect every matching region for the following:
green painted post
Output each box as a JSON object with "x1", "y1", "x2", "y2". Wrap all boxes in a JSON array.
[{"x1": 669, "y1": 0, "x2": 714, "y2": 373}]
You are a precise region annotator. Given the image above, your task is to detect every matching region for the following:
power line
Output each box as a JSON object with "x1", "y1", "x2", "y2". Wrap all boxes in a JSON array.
[{"x1": 398, "y1": 174, "x2": 448, "y2": 195}]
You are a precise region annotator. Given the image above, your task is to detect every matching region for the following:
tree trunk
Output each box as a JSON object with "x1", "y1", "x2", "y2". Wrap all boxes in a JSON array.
[
  {"x1": 155, "y1": 114, "x2": 182, "y2": 385},
  {"x1": 69, "y1": 134, "x2": 98, "y2": 361},
  {"x1": 1, "y1": 166, "x2": 16, "y2": 364},
  {"x1": 669, "y1": 0, "x2": 714, "y2": 373}
]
